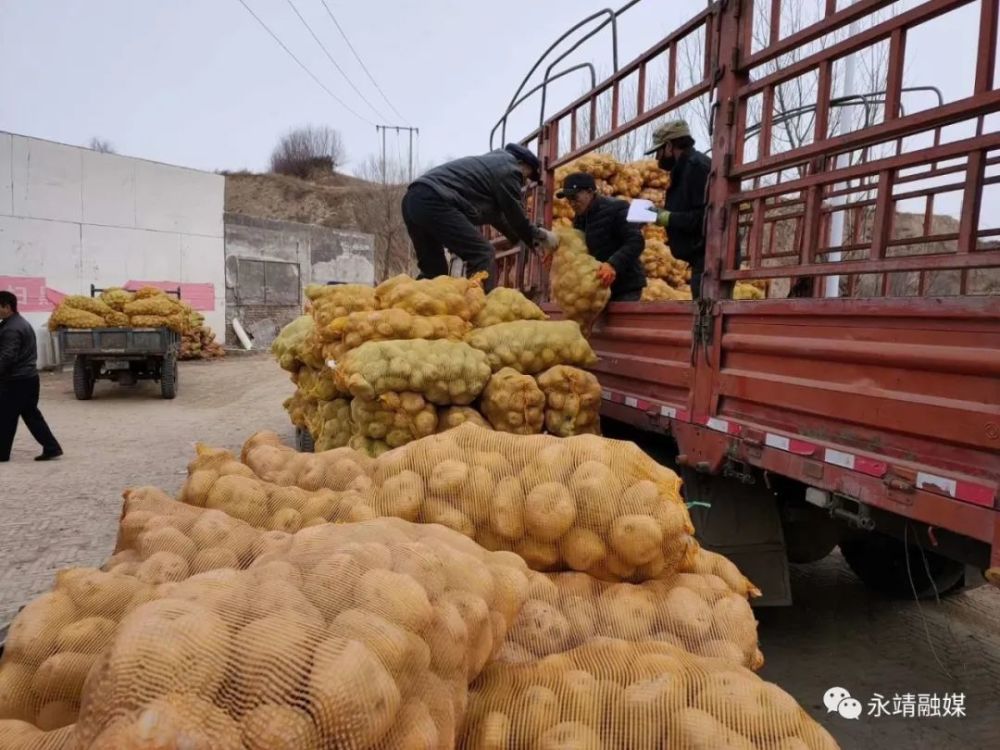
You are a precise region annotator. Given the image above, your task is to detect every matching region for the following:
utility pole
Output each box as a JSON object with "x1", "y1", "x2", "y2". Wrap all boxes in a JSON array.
[{"x1": 375, "y1": 124, "x2": 420, "y2": 183}]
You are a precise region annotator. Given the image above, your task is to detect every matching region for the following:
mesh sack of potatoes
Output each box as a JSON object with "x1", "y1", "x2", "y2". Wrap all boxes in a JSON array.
[
  {"x1": 240, "y1": 431, "x2": 373, "y2": 492},
  {"x1": 536, "y1": 365, "x2": 602, "y2": 437},
  {"x1": 569, "y1": 152, "x2": 621, "y2": 180},
  {"x1": 462, "y1": 638, "x2": 840, "y2": 750},
  {"x1": 351, "y1": 392, "x2": 438, "y2": 452},
  {"x1": 733, "y1": 283, "x2": 766, "y2": 300},
  {"x1": 611, "y1": 164, "x2": 643, "y2": 198},
  {"x1": 47, "y1": 307, "x2": 106, "y2": 331},
  {"x1": 547, "y1": 228, "x2": 611, "y2": 332},
  {"x1": 272, "y1": 315, "x2": 315, "y2": 373},
  {"x1": 365, "y1": 424, "x2": 694, "y2": 582},
  {"x1": 642, "y1": 240, "x2": 689, "y2": 287},
  {"x1": 62, "y1": 295, "x2": 116, "y2": 318},
  {"x1": 67, "y1": 516, "x2": 532, "y2": 750},
  {"x1": 642, "y1": 279, "x2": 693, "y2": 302},
  {"x1": 103, "y1": 311, "x2": 129, "y2": 327},
  {"x1": 127, "y1": 313, "x2": 185, "y2": 332},
  {"x1": 349, "y1": 434, "x2": 392, "y2": 458},
  {"x1": 334, "y1": 339, "x2": 492, "y2": 405},
  {"x1": 97, "y1": 288, "x2": 135, "y2": 312},
  {"x1": 282, "y1": 390, "x2": 314, "y2": 429},
  {"x1": 176, "y1": 443, "x2": 369, "y2": 530},
  {"x1": 639, "y1": 187, "x2": 667, "y2": 205},
  {"x1": 295, "y1": 366, "x2": 339, "y2": 402},
  {"x1": 473, "y1": 287, "x2": 547, "y2": 328},
  {"x1": 643, "y1": 223, "x2": 667, "y2": 243},
  {"x1": 304, "y1": 284, "x2": 376, "y2": 330},
  {"x1": 496, "y1": 569, "x2": 763, "y2": 672},
  {"x1": 375, "y1": 274, "x2": 487, "y2": 322},
  {"x1": 436, "y1": 406, "x2": 492, "y2": 433},
  {"x1": 307, "y1": 398, "x2": 352, "y2": 452},
  {"x1": 321, "y1": 308, "x2": 471, "y2": 362},
  {"x1": 122, "y1": 294, "x2": 181, "y2": 318},
  {"x1": 465, "y1": 319, "x2": 597, "y2": 376},
  {"x1": 633, "y1": 158, "x2": 671, "y2": 189},
  {"x1": 480, "y1": 368, "x2": 546, "y2": 435}
]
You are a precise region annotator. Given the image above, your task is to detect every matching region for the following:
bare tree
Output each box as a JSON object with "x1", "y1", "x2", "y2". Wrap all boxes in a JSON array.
[
  {"x1": 352, "y1": 155, "x2": 416, "y2": 280},
  {"x1": 88, "y1": 137, "x2": 116, "y2": 154},
  {"x1": 270, "y1": 125, "x2": 346, "y2": 179}
]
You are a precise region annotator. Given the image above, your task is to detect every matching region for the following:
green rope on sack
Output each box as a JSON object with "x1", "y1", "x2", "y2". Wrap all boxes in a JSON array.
[{"x1": 685, "y1": 501, "x2": 712, "y2": 510}]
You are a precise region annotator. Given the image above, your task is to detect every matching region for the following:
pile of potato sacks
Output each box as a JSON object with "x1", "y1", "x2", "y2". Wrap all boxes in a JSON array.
[
  {"x1": 551, "y1": 153, "x2": 769, "y2": 302},
  {"x1": 272, "y1": 275, "x2": 605, "y2": 456},
  {"x1": 0, "y1": 427, "x2": 840, "y2": 750},
  {"x1": 47, "y1": 287, "x2": 225, "y2": 358}
]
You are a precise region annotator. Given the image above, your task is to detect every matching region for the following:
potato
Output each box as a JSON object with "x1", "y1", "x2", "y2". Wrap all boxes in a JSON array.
[
  {"x1": 423, "y1": 600, "x2": 470, "y2": 674},
  {"x1": 55, "y1": 616, "x2": 116, "y2": 654},
  {"x1": 357, "y1": 569, "x2": 433, "y2": 632},
  {"x1": 511, "y1": 599, "x2": 571, "y2": 656},
  {"x1": 609, "y1": 515, "x2": 663, "y2": 567},
  {"x1": 89, "y1": 692, "x2": 242, "y2": 750},
  {"x1": 560, "y1": 527, "x2": 607, "y2": 571},
  {"x1": 597, "y1": 584, "x2": 656, "y2": 639},
  {"x1": 382, "y1": 700, "x2": 440, "y2": 750},
  {"x1": 30, "y1": 652, "x2": 98, "y2": 701},
  {"x1": 659, "y1": 585, "x2": 713, "y2": 641},
  {"x1": 190, "y1": 546, "x2": 240, "y2": 574},
  {"x1": 240, "y1": 705, "x2": 321, "y2": 750},
  {"x1": 518, "y1": 684, "x2": 561, "y2": 739},
  {"x1": 0, "y1": 663, "x2": 36, "y2": 721},
  {"x1": 516, "y1": 538, "x2": 561, "y2": 570},
  {"x1": 231, "y1": 613, "x2": 316, "y2": 709},
  {"x1": 57, "y1": 569, "x2": 141, "y2": 618},
  {"x1": 538, "y1": 720, "x2": 604, "y2": 749},
  {"x1": 205, "y1": 474, "x2": 270, "y2": 525},
  {"x1": 188, "y1": 509, "x2": 237, "y2": 549},
  {"x1": 35, "y1": 700, "x2": 77, "y2": 731},
  {"x1": 473, "y1": 711, "x2": 512, "y2": 749},
  {"x1": 524, "y1": 483, "x2": 577, "y2": 542},
  {"x1": 137, "y1": 526, "x2": 197, "y2": 562},
  {"x1": 371, "y1": 470, "x2": 424, "y2": 522}
]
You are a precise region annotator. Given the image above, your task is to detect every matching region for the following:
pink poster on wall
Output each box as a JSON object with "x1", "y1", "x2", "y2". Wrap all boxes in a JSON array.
[
  {"x1": 126, "y1": 281, "x2": 215, "y2": 311},
  {"x1": 0, "y1": 276, "x2": 55, "y2": 312}
]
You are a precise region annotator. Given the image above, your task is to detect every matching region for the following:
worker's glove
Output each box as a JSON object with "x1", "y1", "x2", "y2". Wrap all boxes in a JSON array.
[
  {"x1": 596, "y1": 262, "x2": 617, "y2": 288},
  {"x1": 655, "y1": 210, "x2": 671, "y2": 228},
  {"x1": 533, "y1": 227, "x2": 560, "y2": 250}
]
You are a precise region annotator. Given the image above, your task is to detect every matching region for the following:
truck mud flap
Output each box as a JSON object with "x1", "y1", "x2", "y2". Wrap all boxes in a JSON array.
[{"x1": 683, "y1": 470, "x2": 792, "y2": 606}]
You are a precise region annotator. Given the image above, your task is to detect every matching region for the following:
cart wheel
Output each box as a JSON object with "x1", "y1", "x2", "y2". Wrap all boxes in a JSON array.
[
  {"x1": 73, "y1": 357, "x2": 95, "y2": 400},
  {"x1": 840, "y1": 532, "x2": 966, "y2": 599},
  {"x1": 161, "y1": 354, "x2": 178, "y2": 400},
  {"x1": 296, "y1": 427, "x2": 315, "y2": 453}
]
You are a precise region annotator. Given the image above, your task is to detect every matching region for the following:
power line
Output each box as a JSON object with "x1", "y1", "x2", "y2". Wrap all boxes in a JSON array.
[
  {"x1": 318, "y1": 0, "x2": 410, "y2": 125},
  {"x1": 284, "y1": 0, "x2": 388, "y2": 122},
  {"x1": 235, "y1": 0, "x2": 373, "y2": 125}
]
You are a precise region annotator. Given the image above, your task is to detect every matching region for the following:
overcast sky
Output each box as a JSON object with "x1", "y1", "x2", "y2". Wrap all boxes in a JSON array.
[{"x1": 0, "y1": 0, "x2": 989, "y2": 219}]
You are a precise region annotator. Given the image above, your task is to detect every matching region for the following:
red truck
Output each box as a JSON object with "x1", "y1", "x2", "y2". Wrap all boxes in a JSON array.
[{"x1": 489, "y1": 0, "x2": 1000, "y2": 604}]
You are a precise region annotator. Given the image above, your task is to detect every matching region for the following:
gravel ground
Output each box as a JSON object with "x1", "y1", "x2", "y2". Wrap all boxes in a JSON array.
[{"x1": 1, "y1": 355, "x2": 998, "y2": 747}]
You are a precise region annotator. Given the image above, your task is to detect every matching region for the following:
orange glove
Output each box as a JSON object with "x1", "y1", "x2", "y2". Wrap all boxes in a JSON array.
[{"x1": 596, "y1": 262, "x2": 617, "y2": 288}]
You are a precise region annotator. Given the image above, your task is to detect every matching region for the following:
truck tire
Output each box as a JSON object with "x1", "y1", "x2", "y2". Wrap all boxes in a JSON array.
[
  {"x1": 840, "y1": 532, "x2": 966, "y2": 599},
  {"x1": 295, "y1": 427, "x2": 315, "y2": 453},
  {"x1": 160, "y1": 355, "x2": 178, "y2": 400},
  {"x1": 73, "y1": 357, "x2": 95, "y2": 400}
]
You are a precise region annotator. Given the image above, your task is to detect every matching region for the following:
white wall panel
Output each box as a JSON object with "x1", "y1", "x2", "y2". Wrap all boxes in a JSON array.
[
  {"x1": 82, "y1": 150, "x2": 136, "y2": 227},
  {"x1": 0, "y1": 132, "x2": 12, "y2": 217},
  {"x1": 11, "y1": 136, "x2": 83, "y2": 223}
]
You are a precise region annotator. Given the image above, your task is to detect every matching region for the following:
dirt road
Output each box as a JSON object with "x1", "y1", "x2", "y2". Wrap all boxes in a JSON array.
[{"x1": 1, "y1": 355, "x2": 997, "y2": 747}]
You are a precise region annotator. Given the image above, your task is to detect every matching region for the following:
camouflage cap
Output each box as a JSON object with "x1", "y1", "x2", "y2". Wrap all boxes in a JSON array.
[{"x1": 645, "y1": 119, "x2": 692, "y2": 154}]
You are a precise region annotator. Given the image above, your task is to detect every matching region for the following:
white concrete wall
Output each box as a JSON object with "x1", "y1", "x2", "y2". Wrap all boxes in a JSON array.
[{"x1": 0, "y1": 132, "x2": 225, "y2": 366}]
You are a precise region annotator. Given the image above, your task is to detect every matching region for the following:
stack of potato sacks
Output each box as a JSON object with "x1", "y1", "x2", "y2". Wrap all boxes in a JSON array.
[
  {"x1": 272, "y1": 276, "x2": 605, "y2": 456},
  {"x1": 0, "y1": 425, "x2": 841, "y2": 749},
  {"x1": 47, "y1": 287, "x2": 224, "y2": 358}
]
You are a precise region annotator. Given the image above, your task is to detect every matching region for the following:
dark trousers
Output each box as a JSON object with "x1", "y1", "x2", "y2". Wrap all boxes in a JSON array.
[
  {"x1": 0, "y1": 375, "x2": 61, "y2": 460},
  {"x1": 611, "y1": 289, "x2": 642, "y2": 302},
  {"x1": 401, "y1": 184, "x2": 497, "y2": 291}
]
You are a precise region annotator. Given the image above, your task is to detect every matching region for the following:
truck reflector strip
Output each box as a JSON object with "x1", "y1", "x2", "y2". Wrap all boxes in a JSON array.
[{"x1": 917, "y1": 472, "x2": 996, "y2": 508}]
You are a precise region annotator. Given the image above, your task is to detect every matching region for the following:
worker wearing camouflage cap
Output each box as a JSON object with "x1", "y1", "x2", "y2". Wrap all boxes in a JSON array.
[{"x1": 646, "y1": 120, "x2": 711, "y2": 299}]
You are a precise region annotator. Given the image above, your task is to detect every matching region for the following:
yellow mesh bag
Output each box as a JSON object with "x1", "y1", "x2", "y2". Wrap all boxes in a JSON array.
[
  {"x1": 733, "y1": 283, "x2": 766, "y2": 300},
  {"x1": 463, "y1": 639, "x2": 840, "y2": 750},
  {"x1": 365, "y1": 425, "x2": 693, "y2": 581},
  {"x1": 128, "y1": 314, "x2": 185, "y2": 332},
  {"x1": 240, "y1": 432, "x2": 373, "y2": 491},
  {"x1": 334, "y1": 339, "x2": 492, "y2": 405},
  {"x1": 680, "y1": 546, "x2": 761, "y2": 600},
  {"x1": 123, "y1": 295, "x2": 181, "y2": 317},
  {"x1": 97, "y1": 288, "x2": 135, "y2": 312},
  {"x1": 611, "y1": 164, "x2": 643, "y2": 197},
  {"x1": 436, "y1": 407, "x2": 492, "y2": 433},
  {"x1": 633, "y1": 158, "x2": 671, "y2": 189},
  {"x1": 548, "y1": 228, "x2": 611, "y2": 331},
  {"x1": 642, "y1": 240, "x2": 690, "y2": 287},
  {"x1": 61, "y1": 295, "x2": 114, "y2": 317},
  {"x1": 536, "y1": 365, "x2": 602, "y2": 437},
  {"x1": 374, "y1": 274, "x2": 487, "y2": 321},
  {"x1": 642, "y1": 278, "x2": 692, "y2": 302},
  {"x1": 305, "y1": 284, "x2": 376, "y2": 330},
  {"x1": 320, "y1": 309, "x2": 471, "y2": 360},
  {"x1": 308, "y1": 398, "x2": 352, "y2": 452},
  {"x1": 349, "y1": 435, "x2": 392, "y2": 458},
  {"x1": 271, "y1": 316, "x2": 314, "y2": 373},
  {"x1": 283, "y1": 390, "x2": 314, "y2": 429},
  {"x1": 350, "y1": 392, "x2": 438, "y2": 450},
  {"x1": 474, "y1": 288, "x2": 547, "y2": 328},
  {"x1": 295, "y1": 366, "x2": 339, "y2": 402},
  {"x1": 498, "y1": 570, "x2": 763, "y2": 671},
  {"x1": 642, "y1": 223, "x2": 667, "y2": 243},
  {"x1": 72, "y1": 516, "x2": 529, "y2": 750},
  {"x1": 46, "y1": 308, "x2": 106, "y2": 331},
  {"x1": 103, "y1": 311, "x2": 129, "y2": 327},
  {"x1": 639, "y1": 187, "x2": 667, "y2": 205},
  {"x1": 465, "y1": 320, "x2": 597, "y2": 375},
  {"x1": 480, "y1": 368, "x2": 545, "y2": 435}
]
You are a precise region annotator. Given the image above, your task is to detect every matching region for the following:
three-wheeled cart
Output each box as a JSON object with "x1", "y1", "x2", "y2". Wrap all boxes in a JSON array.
[{"x1": 57, "y1": 326, "x2": 180, "y2": 400}]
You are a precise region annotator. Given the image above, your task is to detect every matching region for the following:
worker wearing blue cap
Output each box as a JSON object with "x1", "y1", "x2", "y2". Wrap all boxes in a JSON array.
[{"x1": 402, "y1": 144, "x2": 558, "y2": 290}]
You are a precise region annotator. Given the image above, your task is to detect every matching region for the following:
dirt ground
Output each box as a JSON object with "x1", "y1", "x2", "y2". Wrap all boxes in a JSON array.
[{"x1": 1, "y1": 355, "x2": 998, "y2": 747}]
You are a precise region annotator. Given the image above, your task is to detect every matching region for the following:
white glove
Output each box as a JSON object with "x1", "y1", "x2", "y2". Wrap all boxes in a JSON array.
[{"x1": 534, "y1": 227, "x2": 559, "y2": 250}]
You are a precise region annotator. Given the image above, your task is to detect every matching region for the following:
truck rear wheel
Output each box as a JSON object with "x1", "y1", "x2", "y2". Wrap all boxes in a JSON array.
[
  {"x1": 160, "y1": 354, "x2": 178, "y2": 400},
  {"x1": 840, "y1": 532, "x2": 966, "y2": 599},
  {"x1": 73, "y1": 357, "x2": 95, "y2": 400},
  {"x1": 295, "y1": 427, "x2": 315, "y2": 453}
]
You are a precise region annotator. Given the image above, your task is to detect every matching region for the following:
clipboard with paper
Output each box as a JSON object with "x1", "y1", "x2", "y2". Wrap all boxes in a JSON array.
[{"x1": 626, "y1": 198, "x2": 659, "y2": 223}]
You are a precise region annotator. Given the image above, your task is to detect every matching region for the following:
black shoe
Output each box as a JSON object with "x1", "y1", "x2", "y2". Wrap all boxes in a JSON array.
[{"x1": 35, "y1": 450, "x2": 63, "y2": 461}]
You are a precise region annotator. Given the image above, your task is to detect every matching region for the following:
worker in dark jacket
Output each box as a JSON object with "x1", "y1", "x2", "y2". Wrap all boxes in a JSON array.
[
  {"x1": 557, "y1": 173, "x2": 646, "y2": 301},
  {"x1": 647, "y1": 120, "x2": 711, "y2": 299},
  {"x1": 0, "y1": 291, "x2": 62, "y2": 462},
  {"x1": 401, "y1": 143, "x2": 558, "y2": 290}
]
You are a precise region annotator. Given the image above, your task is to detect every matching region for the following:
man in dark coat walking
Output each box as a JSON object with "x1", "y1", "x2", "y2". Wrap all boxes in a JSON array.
[
  {"x1": 557, "y1": 172, "x2": 646, "y2": 301},
  {"x1": 647, "y1": 120, "x2": 712, "y2": 299},
  {"x1": 401, "y1": 143, "x2": 557, "y2": 290},
  {"x1": 0, "y1": 291, "x2": 63, "y2": 462}
]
